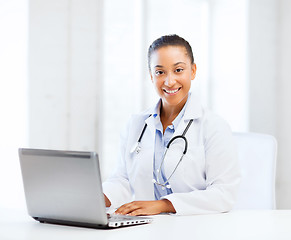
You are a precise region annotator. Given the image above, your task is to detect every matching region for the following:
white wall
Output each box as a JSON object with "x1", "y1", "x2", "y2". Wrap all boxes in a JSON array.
[
  {"x1": 0, "y1": 0, "x2": 28, "y2": 208},
  {"x1": 30, "y1": 0, "x2": 242, "y2": 181},
  {"x1": 27, "y1": 0, "x2": 291, "y2": 209},
  {"x1": 29, "y1": 0, "x2": 103, "y2": 153},
  {"x1": 276, "y1": 0, "x2": 291, "y2": 209},
  {"x1": 248, "y1": 0, "x2": 291, "y2": 209},
  {"x1": 248, "y1": 0, "x2": 277, "y2": 136},
  {"x1": 209, "y1": 0, "x2": 248, "y2": 131}
]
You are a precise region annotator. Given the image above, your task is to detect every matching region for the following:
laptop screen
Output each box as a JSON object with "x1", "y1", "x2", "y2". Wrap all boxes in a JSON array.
[{"x1": 18, "y1": 148, "x2": 108, "y2": 226}]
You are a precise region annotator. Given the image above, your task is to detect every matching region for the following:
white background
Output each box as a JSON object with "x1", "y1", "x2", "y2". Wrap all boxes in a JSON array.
[{"x1": 0, "y1": 0, "x2": 290, "y2": 210}]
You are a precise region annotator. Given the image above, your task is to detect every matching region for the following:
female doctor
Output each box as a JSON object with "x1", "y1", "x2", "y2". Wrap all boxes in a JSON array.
[{"x1": 103, "y1": 34, "x2": 240, "y2": 216}]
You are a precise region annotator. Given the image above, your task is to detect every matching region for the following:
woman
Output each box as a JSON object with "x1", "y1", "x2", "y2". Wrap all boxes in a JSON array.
[{"x1": 103, "y1": 34, "x2": 240, "y2": 216}]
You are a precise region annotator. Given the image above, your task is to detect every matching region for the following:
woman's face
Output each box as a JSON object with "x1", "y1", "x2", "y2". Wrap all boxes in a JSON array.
[{"x1": 149, "y1": 46, "x2": 196, "y2": 110}]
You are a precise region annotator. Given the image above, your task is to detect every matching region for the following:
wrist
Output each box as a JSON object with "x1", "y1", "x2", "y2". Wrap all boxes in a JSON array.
[{"x1": 159, "y1": 199, "x2": 176, "y2": 214}]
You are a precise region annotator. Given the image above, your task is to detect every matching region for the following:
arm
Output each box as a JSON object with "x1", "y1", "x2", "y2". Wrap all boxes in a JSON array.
[
  {"x1": 102, "y1": 118, "x2": 133, "y2": 209},
  {"x1": 115, "y1": 199, "x2": 176, "y2": 216},
  {"x1": 163, "y1": 116, "x2": 241, "y2": 215}
]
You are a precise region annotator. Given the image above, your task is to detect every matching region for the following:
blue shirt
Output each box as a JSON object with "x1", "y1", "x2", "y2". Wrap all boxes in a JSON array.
[{"x1": 152, "y1": 98, "x2": 189, "y2": 200}]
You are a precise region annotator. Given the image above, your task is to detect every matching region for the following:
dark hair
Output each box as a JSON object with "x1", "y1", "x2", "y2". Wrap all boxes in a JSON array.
[{"x1": 147, "y1": 34, "x2": 194, "y2": 70}]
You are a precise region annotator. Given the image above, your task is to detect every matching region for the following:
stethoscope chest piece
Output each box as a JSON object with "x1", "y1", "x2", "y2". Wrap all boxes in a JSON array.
[{"x1": 131, "y1": 142, "x2": 141, "y2": 154}]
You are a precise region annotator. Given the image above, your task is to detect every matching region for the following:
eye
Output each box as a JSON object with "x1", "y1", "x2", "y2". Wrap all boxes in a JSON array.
[
  {"x1": 175, "y1": 68, "x2": 184, "y2": 73},
  {"x1": 155, "y1": 70, "x2": 164, "y2": 76}
]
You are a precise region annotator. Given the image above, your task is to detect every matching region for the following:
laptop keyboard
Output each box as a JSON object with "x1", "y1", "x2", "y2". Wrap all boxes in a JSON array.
[{"x1": 109, "y1": 214, "x2": 141, "y2": 221}]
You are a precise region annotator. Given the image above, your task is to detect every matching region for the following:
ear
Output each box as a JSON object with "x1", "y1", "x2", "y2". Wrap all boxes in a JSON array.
[{"x1": 191, "y1": 63, "x2": 197, "y2": 80}]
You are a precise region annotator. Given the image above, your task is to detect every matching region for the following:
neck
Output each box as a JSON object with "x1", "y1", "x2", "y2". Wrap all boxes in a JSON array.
[
  {"x1": 160, "y1": 94, "x2": 188, "y2": 131},
  {"x1": 160, "y1": 104, "x2": 183, "y2": 122}
]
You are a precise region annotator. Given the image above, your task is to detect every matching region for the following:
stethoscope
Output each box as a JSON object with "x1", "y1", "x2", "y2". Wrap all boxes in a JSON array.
[{"x1": 131, "y1": 117, "x2": 194, "y2": 189}]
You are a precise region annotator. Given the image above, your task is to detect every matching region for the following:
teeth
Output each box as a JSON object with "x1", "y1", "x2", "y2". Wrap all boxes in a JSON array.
[{"x1": 165, "y1": 88, "x2": 179, "y2": 94}]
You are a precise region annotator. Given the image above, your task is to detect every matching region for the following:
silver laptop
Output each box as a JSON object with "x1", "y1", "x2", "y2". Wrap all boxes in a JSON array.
[{"x1": 18, "y1": 148, "x2": 153, "y2": 228}]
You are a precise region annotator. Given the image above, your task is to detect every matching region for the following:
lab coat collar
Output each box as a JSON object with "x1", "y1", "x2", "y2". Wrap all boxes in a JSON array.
[{"x1": 183, "y1": 93, "x2": 203, "y2": 121}]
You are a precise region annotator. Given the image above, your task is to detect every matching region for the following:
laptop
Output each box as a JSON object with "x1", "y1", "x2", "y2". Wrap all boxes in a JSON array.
[{"x1": 18, "y1": 148, "x2": 153, "y2": 229}]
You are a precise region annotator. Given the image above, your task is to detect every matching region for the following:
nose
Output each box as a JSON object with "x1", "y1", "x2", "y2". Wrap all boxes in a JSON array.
[{"x1": 164, "y1": 73, "x2": 176, "y2": 87}]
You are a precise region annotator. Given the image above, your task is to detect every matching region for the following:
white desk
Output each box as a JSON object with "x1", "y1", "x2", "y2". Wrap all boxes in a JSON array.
[{"x1": 1, "y1": 208, "x2": 291, "y2": 240}]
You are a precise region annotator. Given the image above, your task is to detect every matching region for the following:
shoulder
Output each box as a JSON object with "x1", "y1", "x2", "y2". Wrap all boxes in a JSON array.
[
  {"x1": 202, "y1": 109, "x2": 231, "y2": 131},
  {"x1": 122, "y1": 105, "x2": 154, "y2": 135},
  {"x1": 127, "y1": 108, "x2": 151, "y2": 125},
  {"x1": 126, "y1": 99, "x2": 158, "y2": 125},
  {"x1": 198, "y1": 109, "x2": 234, "y2": 149},
  {"x1": 186, "y1": 93, "x2": 232, "y2": 134}
]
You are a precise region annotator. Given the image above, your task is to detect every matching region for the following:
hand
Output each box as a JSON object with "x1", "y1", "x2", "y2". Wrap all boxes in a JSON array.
[
  {"x1": 104, "y1": 194, "x2": 111, "y2": 207},
  {"x1": 114, "y1": 199, "x2": 176, "y2": 216}
]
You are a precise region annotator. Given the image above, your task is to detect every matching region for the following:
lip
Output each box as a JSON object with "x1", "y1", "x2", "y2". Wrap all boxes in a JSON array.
[{"x1": 163, "y1": 87, "x2": 181, "y2": 95}]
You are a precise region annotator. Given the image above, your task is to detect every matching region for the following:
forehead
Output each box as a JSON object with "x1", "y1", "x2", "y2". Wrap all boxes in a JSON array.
[{"x1": 150, "y1": 46, "x2": 191, "y2": 67}]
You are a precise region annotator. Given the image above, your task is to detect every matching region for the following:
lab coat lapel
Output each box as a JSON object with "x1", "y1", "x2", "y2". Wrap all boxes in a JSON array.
[
  {"x1": 128, "y1": 114, "x2": 156, "y2": 200},
  {"x1": 163, "y1": 94, "x2": 203, "y2": 181},
  {"x1": 138, "y1": 114, "x2": 155, "y2": 197}
]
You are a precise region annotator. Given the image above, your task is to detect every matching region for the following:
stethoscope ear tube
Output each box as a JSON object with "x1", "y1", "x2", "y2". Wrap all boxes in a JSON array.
[{"x1": 138, "y1": 122, "x2": 148, "y2": 143}]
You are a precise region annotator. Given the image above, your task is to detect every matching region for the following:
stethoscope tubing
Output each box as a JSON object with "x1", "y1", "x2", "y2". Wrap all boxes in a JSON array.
[
  {"x1": 134, "y1": 118, "x2": 194, "y2": 189},
  {"x1": 167, "y1": 135, "x2": 188, "y2": 154}
]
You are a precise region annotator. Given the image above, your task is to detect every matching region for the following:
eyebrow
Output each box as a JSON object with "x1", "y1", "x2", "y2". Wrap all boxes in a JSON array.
[
  {"x1": 174, "y1": 62, "x2": 186, "y2": 66},
  {"x1": 154, "y1": 65, "x2": 164, "y2": 68},
  {"x1": 154, "y1": 62, "x2": 186, "y2": 68}
]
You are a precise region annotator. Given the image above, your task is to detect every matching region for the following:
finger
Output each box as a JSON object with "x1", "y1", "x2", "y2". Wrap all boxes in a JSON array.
[
  {"x1": 115, "y1": 203, "x2": 133, "y2": 214},
  {"x1": 128, "y1": 209, "x2": 151, "y2": 216},
  {"x1": 115, "y1": 202, "x2": 142, "y2": 215},
  {"x1": 114, "y1": 202, "x2": 130, "y2": 213},
  {"x1": 128, "y1": 201, "x2": 164, "y2": 216}
]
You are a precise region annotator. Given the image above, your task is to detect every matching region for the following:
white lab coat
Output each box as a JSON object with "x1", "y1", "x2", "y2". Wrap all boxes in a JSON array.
[{"x1": 102, "y1": 93, "x2": 241, "y2": 215}]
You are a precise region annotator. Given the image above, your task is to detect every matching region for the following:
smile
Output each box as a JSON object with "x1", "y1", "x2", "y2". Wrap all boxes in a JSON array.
[{"x1": 163, "y1": 87, "x2": 181, "y2": 94}]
